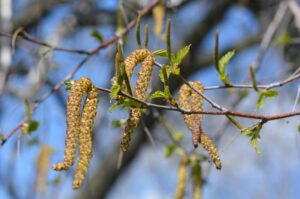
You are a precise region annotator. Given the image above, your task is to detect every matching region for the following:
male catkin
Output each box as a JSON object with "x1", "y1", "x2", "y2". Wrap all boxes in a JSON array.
[
  {"x1": 174, "y1": 158, "x2": 189, "y2": 199},
  {"x1": 178, "y1": 81, "x2": 222, "y2": 169},
  {"x1": 120, "y1": 49, "x2": 155, "y2": 152},
  {"x1": 72, "y1": 86, "x2": 99, "y2": 189},
  {"x1": 52, "y1": 77, "x2": 99, "y2": 189},
  {"x1": 52, "y1": 77, "x2": 93, "y2": 171},
  {"x1": 178, "y1": 81, "x2": 204, "y2": 147}
]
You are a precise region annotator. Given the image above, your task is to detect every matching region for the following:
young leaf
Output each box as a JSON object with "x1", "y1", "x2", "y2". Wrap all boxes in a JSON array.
[
  {"x1": 219, "y1": 50, "x2": 235, "y2": 74},
  {"x1": 158, "y1": 66, "x2": 171, "y2": 83},
  {"x1": 90, "y1": 29, "x2": 105, "y2": 43},
  {"x1": 64, "y1": 80, "x2": 74, "y2": 91},
  {"x1": 274, "y1": 32, "x2": 292, "y2": 46},
  {"x1": 172, "y1": 44, "x2": 191, "y2": 65},
  {"x1": 263, "y1": 90, "x2": 279, "y2": 98},
  {"x1": 164, "y1": 144, "x2": 176, "y2": 158},
  {"x1": 150, "y1": 91, "x2": 167, "y2": 99},
  {"x1": 242, "y1": 124, "x2": 262, "y2": 154},
  {"x1": 257, "y1": 92, "x2": 265, "y2": 109},
  {"x1": 122, "y1": 99, "x2": 142, "y2": 109},
  {"x1": 173, "y1": 131, "x2": 184, "y2": 142},
  {"x1": 153, "y1": 49, "x2": 168, "y2": 58},
  {"x1": 249, "y1": 66, "x2": 258, "y2": 92},
  {"x1": 257, "y1": 90, "x2": 279, "y2": 109},
  {"x1": 28, "y1": 120, "x2": 39, "y2": 132},
  {"x1": 109, "y1": 99, "x2": 124, "y2": 112},
  {"x1": 110, "y1": 83, "x2": 121, "y2": 99},
  {"x1": 112, "y1": 119, "x2": 127, "y2": 128}
]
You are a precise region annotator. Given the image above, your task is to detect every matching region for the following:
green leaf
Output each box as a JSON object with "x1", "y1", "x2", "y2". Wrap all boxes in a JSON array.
[
  {"x1": 150, "y1": 91, "x2": 167, "y2": 99},
  {"x1": 263, "y1": 90, "x2": 279, "y2": 98},
  {"x1": 257, "y1": 92, "x2": 265, "y2": 109},
  {"x1": 159, "y1": 66, "x2": 171, "y2": 82},
  {"x1": 274, "y1": 32, "x2": 292, "y2": 46},
  {"x1": 219, "y1": 50, "x2": 235, "y2": 73},
  {"x1": 90, "y1": 28, "x2": 105, "y2": 43},
  {"x1": 173, "y1": 131, "x2": 184, "y2": 142},
  {"x1": 110, "y1": 83, "x2": 121, "y2": 99},
  {"x1": 122, "y1": 99, "x2": 142, "y2": 109},
  {"x1": 64, "y1": 80, "x2": 74, "y2": 91},
  {"x1": 172, "y1": 44, "x2": 191, "y2": 65},
  {"x1": 257, "y1": 90, "x2": 279, "y2": 109},
  {"x1": 164, "y1": 144, "x2": 176, "y2": 158},
  {"x1": 28, "y1": 120, "x2": 39, "y2": 132},
  {"x1": 164, "y1": 86, "x2": 172, "y2": 99},
  {"x1": 109, "y1": 99, "x2": 124, "y2": 112},
  {"x1": 170, "y1": 64, "x2": 180, "y2": 76},
  {"x1": 241, "y1": 124, "x2": 262, "y2": 154},
  {"x1": 153, "y1": 49, "x2": 168, "y2": 58},
  {"x1": 112, "y1": 119, "x2": 127, "y2": 128}
]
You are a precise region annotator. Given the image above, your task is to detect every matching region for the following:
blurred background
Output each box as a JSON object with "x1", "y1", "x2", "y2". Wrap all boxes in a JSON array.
[{"x1": 0, "y1": 0, "x2": 300, "y2": 198}]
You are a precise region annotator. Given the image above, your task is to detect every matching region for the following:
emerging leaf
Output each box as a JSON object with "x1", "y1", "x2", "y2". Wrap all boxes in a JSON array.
[
  {"x1": 274, "y1": 32, "x2": 292, "y2": 46},
  {"x1": 112, "y1": 119, "x2": 127, "y2": 128},
  {"x1": 150, "y1": 91, "x2": 167, "y2": 99},
  {"x1": 109, "y1": 99, "x2": 124, "y2": 112},
  {"x1": 153, "y1": 49, "x2": 168, "y2": 58},
  {"x1": 172, "y1": 44, "x2": 191, "y2": 65},
  {"x1": 64, "y1": 80, "x2": 74, "y2": 91},
  {"x1": 90, "y1": 29, "x2": 105, "y2": 43},
  {"x1": 164, "y1": 144, "x2": 176, "y2": 158},
  {"x1": 110, "y1": 83, "x2": 121, "y2": 99}
]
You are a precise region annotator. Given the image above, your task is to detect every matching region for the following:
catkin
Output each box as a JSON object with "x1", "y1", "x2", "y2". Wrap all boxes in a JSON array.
[
  {"x1": 178, "y1": 81, "x2": 222, "y2": 169},
  {"x1": 52, "y1": 77, "x2": 99, "y2": 189},
  {"x1": 178, "y1": 81, "x2": 204, "y2": 147},
  {"x1": 52, "y1": 77, "x2": 93, "y2": 171},
  {"x1": 200, "y1": 131, "x2": 222, "y2": 170},
  {"x1": 120, "y1": 49, "x2": 155, "y2": 152},
  {"x1": 72, "y1": 86, "x2": 99, "y2": 189},
  {"x1": 174, "y1": 158, "x2": 189, "y2": 199},
  {"x1": 191, "y1": 162, "x2": 202, "y2": 199}
]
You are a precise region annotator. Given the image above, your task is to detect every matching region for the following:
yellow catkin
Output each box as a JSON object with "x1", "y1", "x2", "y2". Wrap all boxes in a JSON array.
[
  {"x1": 72, "y1": 86, "x2": 99, "y2": 189},
  {"x1": 120, "y1": 49, "x2": 155, "y2": 152},
  {"x1": 52, "y1": 77, "x2": 93, "y2": 171},
  {"x1": 200, "y1": 131, "x2": 222, "y2": 170},
  {"x1": 191, "y1": 161, "x2": 202, "y2": 199},
  {"x1": 174, "y1": 158, "x2": 189, "y2": 199},
  {"x1": 178, "y1": 81, "x2": 222, "y2": 169},
  {"x1": 35, "y1": 145, "x2": 53, "y2": 193},
  {"x1": 178, "y1": 81, "x2": 204, "y2": 147}
]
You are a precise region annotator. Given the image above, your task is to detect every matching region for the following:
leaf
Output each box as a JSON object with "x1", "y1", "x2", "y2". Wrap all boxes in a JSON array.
[
  {"x1": 64, "y1": 80, "x2": 74, "y2": 91},
  {"x1": 153, "y1": 4, "x2": 165, "y2": 40},
  {"x1": 173, "y1": 131, "x2": 184, "y2": 142},
  {"x1": 159, "y1": 65, "x2": 171, "y2": 82},
  {"x1": 219, "y1": 50, "x2": 235, "y2": 73},
  {"x1": 263, "y1": 90, "x2": 279, "y2": 98},
  {"x1": 0, "y1": 133, "x2": 3, "y2": 140},
  {"x1": 257, "y1": 90, "x2": 279, "y2": 109},
  {"x1": 164, "y1": 144, "x2": 176, "y2": 158},
  {"x1": 172, "y1": 44, "x2": 191, "y2": 65},
  {"x1": 241, "y1": 124, "x2": 262, "y2": 154},
  {"x1": 150, "y1": 91, "x2": 167, "y2": 99},
  {"x1": 112, "y1": 119, "x2": 127, "y2": 128},
  {"x1": 90, "y1": 28, "x2": 105, "y2": 43},
  {"x1": 28, "y1": 120, "x2": 39, "y2": 132},
  {"x1": 110, "y1": 83, "x2": 121, "y2": 99},
  {"x1": 109, "y1": 99, "x2": 124, "y2": 112},
  {"x1": 153, "y1": 49, "x2": 168, "y2": 58},
  {"x1": 217, "y1": 50, "x2": 235, "y2": 85},
  {"x1": 274, "y1": 32, "x2": 291, "y2": 46},
  {"x1": 122, "y1": 99, "x2": 142, "y2": 109},
  {"x1": 257, "y1": 92, "x2": 265, "y2": 109}
]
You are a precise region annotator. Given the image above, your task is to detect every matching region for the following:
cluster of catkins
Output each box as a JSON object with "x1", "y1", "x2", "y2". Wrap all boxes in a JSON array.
[{"x1": 52, "y1": 77, "x2": 99, "y2": 189}]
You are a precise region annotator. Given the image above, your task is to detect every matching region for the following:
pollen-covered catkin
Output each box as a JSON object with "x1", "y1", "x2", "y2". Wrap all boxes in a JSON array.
[
  {"x1": 200, "y1": 131, "x2": 222, "y2": 170},
  {"x1": 178, "y1": 81, "x2": 204, "y2": 147},
  {"x1": 52, "y1": 77, "x2": 93, "y2": 171},
  {"x1": 120, "y1": 49, "x2": 155, "y2": 152},
  {"x1": 174, "y1": 158, "x2": 189, "y2": 199},
  {"x1": 72, "y1": 86, "x2": 99, "y2": 189}
]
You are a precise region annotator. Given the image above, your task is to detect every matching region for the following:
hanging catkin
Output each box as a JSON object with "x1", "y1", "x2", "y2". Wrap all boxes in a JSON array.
[
  {"x1": 52, "y1": 77, "x2": 99, "y2": 189},
  {"x1": 174, "y1": 157, "x2": 189, "y2": 199},
  {"x1": 178, "y1": 81, "x2": 204, "y2": 147},
  {"x1": 52, "y1": 77, "x2": 93, "y2": 171},
  {"x1": 72, "y1": 86, "x2": 99, "y2": 189},
  {"x1": 178, "y1": 81, "x2": 222, "y2": 169},
  {"x1": 120, "y1": 49, "x2": 155, "y2": 152}
]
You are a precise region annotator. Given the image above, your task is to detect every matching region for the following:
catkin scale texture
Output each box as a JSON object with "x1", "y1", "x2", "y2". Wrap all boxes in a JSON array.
[
  {"x1": 178, "y1": 81, "x2": 222, "y2": 169},
  {"x1": 178, "y1": 81, "x2": 203, "y2": 147},
  {"x1": 120, "y1": 49, "x2": 154, "y2": 152},
  {"x1": 52, "y1": 77, "x2": 93, "y2": 171},
  {"x1": 73, "y1": 87, "x2": 99, "y2": 189}
]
